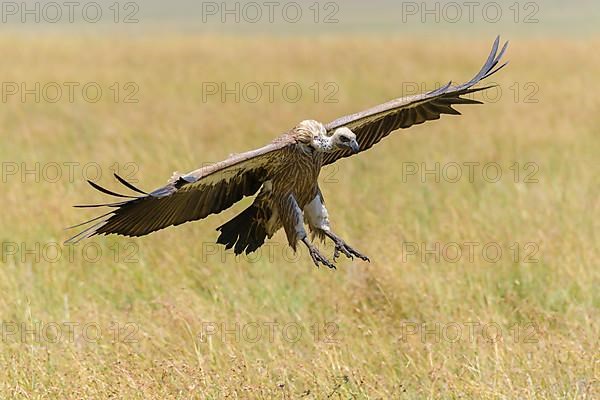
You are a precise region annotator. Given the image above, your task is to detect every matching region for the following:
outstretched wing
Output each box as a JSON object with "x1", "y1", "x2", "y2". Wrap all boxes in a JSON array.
[
  {"x1": 65, "y1": 138, "x2": 294, "y2": 243},
  {"x1": 322, "y1": 36, "x2": 508, "y2": 166}
]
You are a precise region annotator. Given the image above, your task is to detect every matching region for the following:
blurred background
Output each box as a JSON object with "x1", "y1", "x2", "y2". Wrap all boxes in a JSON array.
[
  {"x1": 1, "y1": 0, "x2": 598, "y2": 35},
  {"x1": 0, "y1": 1, "x2": 598, "y2": 398}
]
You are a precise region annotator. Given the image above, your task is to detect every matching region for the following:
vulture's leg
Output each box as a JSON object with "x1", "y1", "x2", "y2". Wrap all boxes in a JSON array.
[
  {"x1": 322, "y1": 230, "x2": 370, "y2": 263},
  {"x1": 305, "y1": 191, "x2": 370, "y2": 263},
  {"x1": 301, "y1": 237, "x2": 336, "y2": 270},
  {"x1": 280, "y1": 194, "x2": 336, "y2": 269}
]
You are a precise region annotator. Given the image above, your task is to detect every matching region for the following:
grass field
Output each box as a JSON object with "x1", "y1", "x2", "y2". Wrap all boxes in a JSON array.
[{"x1": 0, "y1": 34, "x2": 598, "y2": 398}]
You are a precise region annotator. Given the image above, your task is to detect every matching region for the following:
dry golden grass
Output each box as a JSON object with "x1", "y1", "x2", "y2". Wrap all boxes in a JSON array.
[{"x1": 0, "y1": 34, "x2": 598, "y2": 398}]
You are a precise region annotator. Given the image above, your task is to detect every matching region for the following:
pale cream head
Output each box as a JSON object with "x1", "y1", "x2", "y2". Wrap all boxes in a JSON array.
[{"x1": 294, "y1": 120, "x2": 359, "y2": 153}]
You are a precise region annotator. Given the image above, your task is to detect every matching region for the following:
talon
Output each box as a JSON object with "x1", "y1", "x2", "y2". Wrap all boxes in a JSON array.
[
  {"x1": 333, "y1": 246, "x2": 341, "y2": 262},
  {"x1": 307, "y1": 245, "x2": 336, "y2": 269},
  {"x1": 331, "y1": 239, "x2": 369, "y2": 263}
]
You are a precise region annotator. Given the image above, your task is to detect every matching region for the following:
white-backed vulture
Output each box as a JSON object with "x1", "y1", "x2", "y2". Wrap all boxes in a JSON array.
[{"x1": 66, "y1": 37, "x2": 509, "y2": 268}]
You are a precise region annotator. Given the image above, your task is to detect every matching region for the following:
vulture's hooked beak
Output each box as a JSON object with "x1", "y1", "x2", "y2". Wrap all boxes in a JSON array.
[{"x1": 349, "y1": 139, "x2": 360, "y2": 154}]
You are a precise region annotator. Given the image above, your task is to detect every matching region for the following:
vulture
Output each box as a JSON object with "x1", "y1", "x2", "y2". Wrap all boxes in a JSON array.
[{"x1": 66, "y1": 37, "x2": 508, "y2": 269}]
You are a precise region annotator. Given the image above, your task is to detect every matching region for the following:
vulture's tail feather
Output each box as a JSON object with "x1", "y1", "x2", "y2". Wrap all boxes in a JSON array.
[{"x1": 216, "y1": 204, "x2": 268, "y2": 255}]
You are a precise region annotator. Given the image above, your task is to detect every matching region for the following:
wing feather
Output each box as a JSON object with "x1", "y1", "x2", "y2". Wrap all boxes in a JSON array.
[
  {"x1": 65, "y1": 138, "x2": 294, "y2": 243},
  {"x1": 322, "y1": 36, "x2": 508, "y2": 166}
]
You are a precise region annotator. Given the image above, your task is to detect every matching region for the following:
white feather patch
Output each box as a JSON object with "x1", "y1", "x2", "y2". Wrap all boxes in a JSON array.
[{"x1": 304, "y1": 195, "x2": 330, "y2": 231}]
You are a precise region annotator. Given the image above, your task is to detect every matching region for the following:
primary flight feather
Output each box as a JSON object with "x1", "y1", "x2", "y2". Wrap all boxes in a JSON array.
[{"x1": 66, "y1": 37, "x2": 509, "y2": 269}]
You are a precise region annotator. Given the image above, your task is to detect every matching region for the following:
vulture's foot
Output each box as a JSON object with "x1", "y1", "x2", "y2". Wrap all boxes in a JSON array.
[
  {"x1": 325, "y1": 232, "x2": 370, "y2": 263},
  {"x1": 302, "y1": 238, "x2": 336, "y2": 269}
]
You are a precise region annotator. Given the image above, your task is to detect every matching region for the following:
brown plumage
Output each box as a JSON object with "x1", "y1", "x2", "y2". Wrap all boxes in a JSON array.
[{"x1": 66, "y1": 37, "x2": 509, "y2": 268}]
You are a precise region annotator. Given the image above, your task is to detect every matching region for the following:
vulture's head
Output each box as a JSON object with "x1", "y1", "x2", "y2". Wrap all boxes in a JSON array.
[
  {"x1": 329, "y1": 127, "x2": 360, "y2": 154},
  {"x1": 294, "y1": 120, "x2": 360, "y2": 154}
]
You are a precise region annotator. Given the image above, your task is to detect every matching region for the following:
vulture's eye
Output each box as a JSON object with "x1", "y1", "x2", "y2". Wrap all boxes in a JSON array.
[{"x1": 340, "y1": 136, "x2": 351, "y2": 143}]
